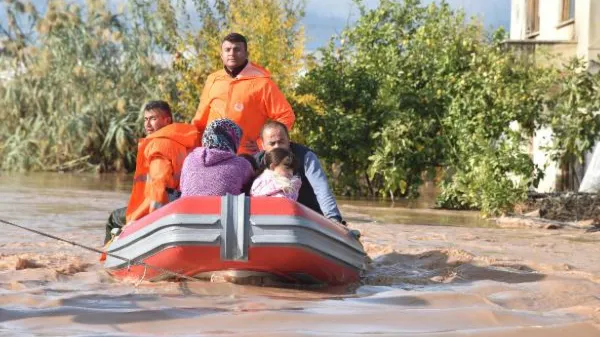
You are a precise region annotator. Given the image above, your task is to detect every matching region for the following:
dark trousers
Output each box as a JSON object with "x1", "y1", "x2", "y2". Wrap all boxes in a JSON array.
[
  {"x1": 103, "y1": 189, "x2": 181, "y2": 244},
  {"x1": 104, "y1": 207, "x2": 126, "y2": 244}
]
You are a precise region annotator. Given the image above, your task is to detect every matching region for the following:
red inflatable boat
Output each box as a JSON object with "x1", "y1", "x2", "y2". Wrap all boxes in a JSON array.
[{"x1": 104, "y1": 194, "x2": 367, "y2": 286}]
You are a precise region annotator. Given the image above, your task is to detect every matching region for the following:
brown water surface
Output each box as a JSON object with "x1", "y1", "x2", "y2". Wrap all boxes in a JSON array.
[{"x1": 1, "y1": 172, "x2": 599, "y2": 336}]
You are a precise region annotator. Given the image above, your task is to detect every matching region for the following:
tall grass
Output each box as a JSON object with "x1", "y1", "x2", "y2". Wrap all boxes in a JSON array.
[
  {"x1": 0, "y1": 0, "x2": 176, "y2": 172},
  {"x1": 0, "y1": 0, "x2": 306, "y2": 172}
]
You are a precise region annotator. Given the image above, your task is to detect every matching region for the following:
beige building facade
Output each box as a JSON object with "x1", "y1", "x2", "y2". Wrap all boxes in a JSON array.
[{"x1": 507, "y1": 0, "x2": 600, "y2": 192}]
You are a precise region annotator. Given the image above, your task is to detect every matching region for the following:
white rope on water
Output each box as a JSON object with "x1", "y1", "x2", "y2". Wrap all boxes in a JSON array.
[
  {"x1": 135, "y1": 264, "x2": 148, "y2": 287},
  {"x1": 0, "y1": 218, "x2": 197, "y2": 282}
]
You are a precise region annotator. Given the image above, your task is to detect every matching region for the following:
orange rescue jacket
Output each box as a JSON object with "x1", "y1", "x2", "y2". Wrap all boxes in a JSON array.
[
  {"x1": 125, "y1": 123, "x2": 200, "y2": 223},
  {"x1": 192, "y1": 62, "x2": 295, "y2": 154}
]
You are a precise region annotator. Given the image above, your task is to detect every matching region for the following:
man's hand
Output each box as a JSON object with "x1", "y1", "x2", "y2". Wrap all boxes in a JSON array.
[
  {"x1": 149, "y1": 201, "x2": 164, "y2": 213},
  {"x1": 329, "y1": 217, "x2": 347, "y2": 226},
  {"x1": 244, "y1": 140, "x2": 259, "y2": 153},
  {"x1": 329, "y1": 217, "x2": 361, "y2": 239}
]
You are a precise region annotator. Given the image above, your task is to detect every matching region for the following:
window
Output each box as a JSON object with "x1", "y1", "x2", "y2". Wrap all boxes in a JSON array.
[
  {"x1": 526, "y1": 0, "x2": 540, "y2": 35},
  {"x1": 561, "y1": 0, "x2": 575, "y2": 22}
]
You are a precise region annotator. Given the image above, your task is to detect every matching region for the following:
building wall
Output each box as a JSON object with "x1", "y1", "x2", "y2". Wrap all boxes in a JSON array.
[
  {"x1": 511, "y1": 0, "x2": 600, "y2": 61},
  {"x1": 537, "y1": 0, "x2": 575, "y2": 41},
  {"x1": 510, "y1": 0, "x2": 599, "y2": 192},
  {"x1": 532, "y1": 127, "x2": 559, "y2": 192},
  {"x1": 587, "y1": 0, "x2": 600, "y2": 62},
  {"x1": 576, "y1": 0, "x2": 590, "y2": 58},
  {"x1": 510, "y1": 0, "x2": 577, "y2": 41},
  {"x1": 510, "y1": 0, "x2": 526, "y2": 39}
]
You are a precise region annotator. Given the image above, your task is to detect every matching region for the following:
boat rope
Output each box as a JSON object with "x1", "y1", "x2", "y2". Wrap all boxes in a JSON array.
[
  {"x1": 135, "y1": 264, "x2": 148, "y2": 287},
  {"x1": 0, "y1": 218, "x2": 197, "y2": 282}
]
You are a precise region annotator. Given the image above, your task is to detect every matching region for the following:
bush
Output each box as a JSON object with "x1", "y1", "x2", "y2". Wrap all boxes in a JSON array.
[{"x1": 297, "y1": 0, "x2": 599, "y2": 215}]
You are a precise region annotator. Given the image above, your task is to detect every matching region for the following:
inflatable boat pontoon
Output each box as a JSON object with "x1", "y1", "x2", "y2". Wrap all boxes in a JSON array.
[{"x1": 104, "y1": 194, "x2": 367, "y2": 285}]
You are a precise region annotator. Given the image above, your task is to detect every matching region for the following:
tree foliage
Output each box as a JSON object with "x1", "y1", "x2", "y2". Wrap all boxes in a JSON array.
[
  {"x1": 542, "y1": 59, "x2": 600, "y2": 165},
  {"x1": 1, "y1": 0, "x2": 599, "y2": 216},
  {"x1": 163, "y1": 0, "x2": 305, "y2": 119},
  {"x1": 0, "y1": 0, "x2": 305, "y2": 171},
  {"x1": 0, "y1": 0, "x2": 171, "y2": 172},
  {"x1": 297, "y1": 0, "x2": 600, "y2": 214},
  {"x1": 293, "y1": 39, "x2": 384, "y2": 195}
]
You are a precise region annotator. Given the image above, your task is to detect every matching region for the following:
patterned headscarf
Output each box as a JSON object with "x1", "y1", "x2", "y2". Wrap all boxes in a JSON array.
[{"x1": 202, "y1": 118, "x2": 243, "y2": 153}]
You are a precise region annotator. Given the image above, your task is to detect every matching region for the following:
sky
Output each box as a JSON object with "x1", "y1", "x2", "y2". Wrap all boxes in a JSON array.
[
  {"x1": 1, "y1": 0, "x2": 511, "y2": 51},
  {"x1": 303, "y1": 0, "x2": 511, "y2": 50}
]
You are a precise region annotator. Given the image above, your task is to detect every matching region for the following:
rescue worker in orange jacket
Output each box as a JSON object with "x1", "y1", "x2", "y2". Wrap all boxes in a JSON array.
[
  {"x1": 103, "y1": 101, "x2": 200, "y2": 243},
  {"x1": 192, "y1": 32, "x2": 295, "y2": 155}
]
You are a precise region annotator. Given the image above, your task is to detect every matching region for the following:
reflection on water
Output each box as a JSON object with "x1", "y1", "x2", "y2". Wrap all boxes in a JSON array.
[
  {"x1": 0, "y1": 173, "x2": 599, "y2": 336},
  {"x1": 0, "y1": 172, "x2": 491, "y2": 228},
  {"x1": 340, "y1": 204, "x2": 495, "y2": 228},
  {"x1": 338, "y1": 181, "x2": 441, "y2": 209},
  {"x1": 337, "y1": 182, "x2": 493, "y2": 228},
  {"x1": 0, "y1": 171, "x2": 132, "y2": 193}
]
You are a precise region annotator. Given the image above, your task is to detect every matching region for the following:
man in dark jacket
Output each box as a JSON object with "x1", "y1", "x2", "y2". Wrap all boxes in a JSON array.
[{"x1": 255, "y1": 121, "x2": 345, "y2": 225}]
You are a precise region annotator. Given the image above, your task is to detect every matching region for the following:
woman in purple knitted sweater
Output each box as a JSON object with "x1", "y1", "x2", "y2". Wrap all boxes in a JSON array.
[{"x1": 180, "y1": 119, "x2": 253, "y2": 196}]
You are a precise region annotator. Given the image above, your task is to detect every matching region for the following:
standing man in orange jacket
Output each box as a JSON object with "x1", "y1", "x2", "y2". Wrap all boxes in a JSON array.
[
  {"x1": 192, "y1": 32, "x2": 295, "y2": 155},
  {"x1": 104, "y1": 101, "x2": 200, "y2": 243}
]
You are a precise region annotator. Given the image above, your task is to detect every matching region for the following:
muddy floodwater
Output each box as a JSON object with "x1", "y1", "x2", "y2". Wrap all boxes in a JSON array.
[{"x1": 1, "y1": 173, "x2": 599, "y2": 336}]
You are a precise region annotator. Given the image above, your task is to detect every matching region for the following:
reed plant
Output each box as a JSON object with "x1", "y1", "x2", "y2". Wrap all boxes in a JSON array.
[
  {"x1": 0, "y1": 0, "x2": 176, "y2": 172},
  {"x1": 0, "y1": 0, "x2": 305, "y2": 172}
]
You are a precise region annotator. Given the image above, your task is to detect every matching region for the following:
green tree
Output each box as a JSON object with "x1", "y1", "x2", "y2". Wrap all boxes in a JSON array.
[
  {"x1": 293, "y1": 40, "x2": 384, "y2": 195},
  {"x1": 298, "y1": 0, "x2": 599, "y2": 215},
  {"x1": 542, "y1": 58, "x2": 600, "y2": 167},
  {"x1": 0, "y1": 0, "x2": 306, "y2": 172}
]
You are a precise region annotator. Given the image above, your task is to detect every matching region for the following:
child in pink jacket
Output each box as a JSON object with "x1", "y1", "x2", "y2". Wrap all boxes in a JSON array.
[{"x1": 250, "y1": 148, "x2": 302, "y2": 200}]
